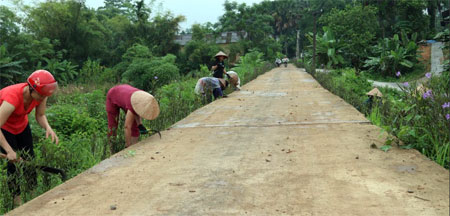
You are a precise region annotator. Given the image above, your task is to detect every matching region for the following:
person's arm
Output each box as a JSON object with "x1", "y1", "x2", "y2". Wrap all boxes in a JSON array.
[
  {"x1": 211, "y1": 65, "x2": 218, "y2": 71},
  {"x1": 134, "y1": 115, "x2": 141, "y2": 126},
  {"x1": 0, "y1": 101, "x2": 18, "y2": 161},
  {"x1": 124, "y1": 110, "x2": 136, "y2": 147},
  {"x1": 35, "y1": 97, "x2": 59, "y2": 145}
]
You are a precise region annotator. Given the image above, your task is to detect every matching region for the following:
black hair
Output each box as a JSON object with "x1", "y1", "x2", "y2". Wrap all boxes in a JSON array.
[
  {"x1": 221, "y1": 80, "x2": 229, "y2": 91},
  {"x1": 28, "y1": 84, "x2": 34, "y2": 94}
]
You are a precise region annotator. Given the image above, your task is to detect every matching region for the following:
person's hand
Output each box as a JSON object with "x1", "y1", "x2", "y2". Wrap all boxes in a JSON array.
[
  {"x1": 138, "y1": 124, "x2": 148, "y2": 134},
  {"x1": 46, "y1": 127, "x2": 59, "y2": 145},
  {"x1": 6, "y1": 150, "x2": 18, "y2": 162}
]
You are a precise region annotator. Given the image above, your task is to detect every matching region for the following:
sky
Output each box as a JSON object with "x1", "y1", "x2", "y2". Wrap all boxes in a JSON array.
[{"x1": 0, "y1": 0, "x2": 265, "y2": 30}]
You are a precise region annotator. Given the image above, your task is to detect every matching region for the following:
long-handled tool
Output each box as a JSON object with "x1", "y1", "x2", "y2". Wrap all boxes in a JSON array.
[{"x1": 0, "y1": 153, "x2": 67, "y2": 181}]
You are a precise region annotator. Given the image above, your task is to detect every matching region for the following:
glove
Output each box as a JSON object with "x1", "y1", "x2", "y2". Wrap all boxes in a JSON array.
[{"x1": 138, "y1": 124, "x2": 148, "y2": 134}]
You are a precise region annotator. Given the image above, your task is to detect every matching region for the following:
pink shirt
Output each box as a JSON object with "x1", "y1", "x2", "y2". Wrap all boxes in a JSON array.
[{"x1": 106, "y1": 84, "x2": 140, "y2": 136}]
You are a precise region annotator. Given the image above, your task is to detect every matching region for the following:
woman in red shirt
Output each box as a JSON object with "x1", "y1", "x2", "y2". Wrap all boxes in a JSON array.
[
  {"x1": 0, "y1": 70, "x2": 59, "y2": 204},
  {"x1": 106, "y1": 84, "x2": 159, "y2": 153}
]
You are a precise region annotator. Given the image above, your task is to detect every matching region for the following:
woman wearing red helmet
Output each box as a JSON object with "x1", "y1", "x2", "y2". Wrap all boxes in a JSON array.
[{"x1": 0, "y1": 70, "x2": 59, "y2": 205}]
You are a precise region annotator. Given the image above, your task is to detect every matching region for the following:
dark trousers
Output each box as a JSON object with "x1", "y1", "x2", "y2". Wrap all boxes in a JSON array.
[
  {"x1": 213, "y1": 88, "x2": 223, "y2": 99},
  {"x1": 1, "y1": 124, "x2": 36, "y2": 196}
]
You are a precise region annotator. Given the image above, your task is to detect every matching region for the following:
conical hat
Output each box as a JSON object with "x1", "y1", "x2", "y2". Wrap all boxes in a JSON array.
[
  {"x1": 130, "y1": 91, "x2": 160, "y2": 120},
  {"x1": 366, "y1": 88, "x2": 383, "y2": 97},
  {"x1": 416, "y1": 84, "x2": 425, "y2": 93},
  {"x1": 228, "y1": 73, "x2": 239, "y2": 86},
  {"x1": 215, "y1": 51, "x2": 228, "y2": 58}
]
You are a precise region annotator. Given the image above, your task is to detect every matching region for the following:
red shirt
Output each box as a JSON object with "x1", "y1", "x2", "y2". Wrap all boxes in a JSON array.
[{"x1": 0, "y1": 83, "x2": 41, "y2": 135}]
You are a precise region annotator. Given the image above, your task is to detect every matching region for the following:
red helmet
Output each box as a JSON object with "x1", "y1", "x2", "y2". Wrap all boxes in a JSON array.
[{"x1": 27, "y1": 70, "x2": 58, "y2": 96}]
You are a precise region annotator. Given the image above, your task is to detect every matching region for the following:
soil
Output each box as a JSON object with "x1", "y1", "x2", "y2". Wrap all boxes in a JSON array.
[{"x1": 8, "y1": 65, "x2": 449, "y2": 216}]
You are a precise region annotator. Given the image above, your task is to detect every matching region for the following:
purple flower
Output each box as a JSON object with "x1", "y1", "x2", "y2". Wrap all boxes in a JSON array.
[
  {"x1": 425, "y1": 73, "x2": 432, "y2": 78},
  {"x1": 396, "y1": 71, "x2": 401, "y2": 77},
  {"x1": 422, "y1": 90, "x2": 433, "y2": 99},
  {"x1": 446, "y1": 114, "x2": 450, "y2": 120},
  {"x1": 154, "y1": 76, "x2": 158, "y2": 80},
  {"x1": 442, "y1": 102, "x2": 450, "y2": 109},
  {"x1": 403, "y1": 82, "x2": 409, "y2": 87}
]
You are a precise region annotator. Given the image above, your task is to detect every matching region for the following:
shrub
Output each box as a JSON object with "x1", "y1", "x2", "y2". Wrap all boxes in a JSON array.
[
  {"x1": 364, "y1": 32, "x2": 420, "y2": 77},
  {"x1": 180, "y1": 40, "x2": 220, "y2": 73},
  {"x1": 122, "y1": 54, "x2": 180, "y2": 92},
  {"x1": 40, "y1": 58, "x2": 78, "y2": 84},
  {"x1": 319, "y1": 5, "x2": 379, "y2": 69},
  {"x1": 78, "y1": 59, "x2": 108, "y2": 84}
]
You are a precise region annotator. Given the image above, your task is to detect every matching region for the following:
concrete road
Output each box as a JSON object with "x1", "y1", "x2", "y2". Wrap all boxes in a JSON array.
[{"x1": 9, "y1": 65, "x2": 449, "y2": 215}]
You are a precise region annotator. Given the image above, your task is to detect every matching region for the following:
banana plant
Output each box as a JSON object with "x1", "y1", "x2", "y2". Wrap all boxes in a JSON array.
[
  {"x1": 306, "y1": 27, "x2": 345, "y2": 68},
  {"x1": 39, "y1": 57, "x2": 78, "y2": 84},
  {"x1": 0, "y1": 45, "x2": 26, "y2": 88},
  {"x1": 364, "y1": 31, "x2": 419, "y2": 77}
]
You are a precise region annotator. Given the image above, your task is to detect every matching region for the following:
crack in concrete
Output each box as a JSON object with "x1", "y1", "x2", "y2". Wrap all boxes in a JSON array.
[{"x1": 172, "y1": 120, "x2": 371, "y2": 129}]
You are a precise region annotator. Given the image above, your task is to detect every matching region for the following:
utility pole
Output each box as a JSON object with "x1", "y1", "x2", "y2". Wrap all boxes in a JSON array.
[{"x1": 296, "y1": 30, "x2": 300, "y2": 60}]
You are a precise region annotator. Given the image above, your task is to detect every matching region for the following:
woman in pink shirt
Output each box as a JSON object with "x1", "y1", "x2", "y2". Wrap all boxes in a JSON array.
[{"x1": 106, "y1": 85, "x2": 159, "y2": 152}]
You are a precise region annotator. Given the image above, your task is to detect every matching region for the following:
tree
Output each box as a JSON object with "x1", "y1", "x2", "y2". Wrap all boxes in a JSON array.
[
  {"x1": 0, "y1": 45, "x2": 25, "y2": 88},
  {"x1": 319, "y1": 5, "x2": 379, "y2": 69},
  {"x1": 369, "y1": 0, "x2": 429, "y2": 39},
  {"x1": 0, "y1": 6, "x2": 20, "y2": 47},
  {"x1": 24, "y1": 1, "x2": 110, "y2": 65},
  {"x1": 218, "y1": 1, "x2": 274, "y2": 59},
  {"x1": 255, "y1": 0, "x2": 305, "y2": 56}
]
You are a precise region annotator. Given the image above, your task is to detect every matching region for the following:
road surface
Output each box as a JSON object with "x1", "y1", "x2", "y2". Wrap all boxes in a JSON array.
[{"x1": 9, "y1": 65, "x2": 449, "y2": 215}]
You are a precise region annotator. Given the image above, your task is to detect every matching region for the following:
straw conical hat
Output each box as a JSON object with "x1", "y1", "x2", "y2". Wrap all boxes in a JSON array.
[
  {"x1": 416, "y1": 84, "x2": 425, "y2": 93},
  {"x1": 228, "y1": 73, "x2": 239, "y2": 86},
  {"x1": 366, "y1": 88, "x2": 383, "y2": 97},
  {"x1": 131, "y1": 91, "x2": 160, "y2": 120},
  {"x1": 215, "y1": 51, "x2": 228, "y2": 58}
]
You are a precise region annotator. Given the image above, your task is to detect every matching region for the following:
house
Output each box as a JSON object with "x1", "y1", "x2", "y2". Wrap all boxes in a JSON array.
[{"x1": 175, "y1": 31, "x2": 247, "y2": 46}]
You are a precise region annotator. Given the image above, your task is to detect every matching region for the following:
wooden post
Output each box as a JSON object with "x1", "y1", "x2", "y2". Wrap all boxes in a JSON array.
[
  {"x1": 296, "y1": 30, "x2": 300, "y2": 60},
  {"x1": 312, "y1": 13, "x2": 317, "y2": 74}
]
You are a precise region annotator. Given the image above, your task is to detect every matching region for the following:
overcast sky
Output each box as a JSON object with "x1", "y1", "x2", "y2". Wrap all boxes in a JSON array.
[{"x1": 0, "y1": 0, "x2": 265, "y2": 30}]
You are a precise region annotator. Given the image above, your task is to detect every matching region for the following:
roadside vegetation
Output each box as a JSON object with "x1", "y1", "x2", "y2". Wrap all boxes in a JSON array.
[{"x1": 296, "y1": 1, "x2": 450, "y2": 169}]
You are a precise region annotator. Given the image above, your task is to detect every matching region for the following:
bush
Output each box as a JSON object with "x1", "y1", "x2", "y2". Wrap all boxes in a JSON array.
[
  {"x1": 122, "y1": 54, "x2": 180, "y2": 92},
  {"x1": 78, "y1": 59, "x2": 113, "y2": 84},
  {"x1": 364, "y1": 32, "x2": 420, "y2": 77},
  {"x1": 40, "y1": 58, "x2": 78, "y2": 84},
  {"x1": 319, "y1": 5, "x2": 379, "y2": 69},
  {"x1": 232, "y1": 50, "x2": 273, "y2": 85},
  {"x1": 179, "y1": 40, "x2": 220, "y2": 73},
  {"x1": 314, "y1": 68, "x2": 372, "y2": 112}
]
